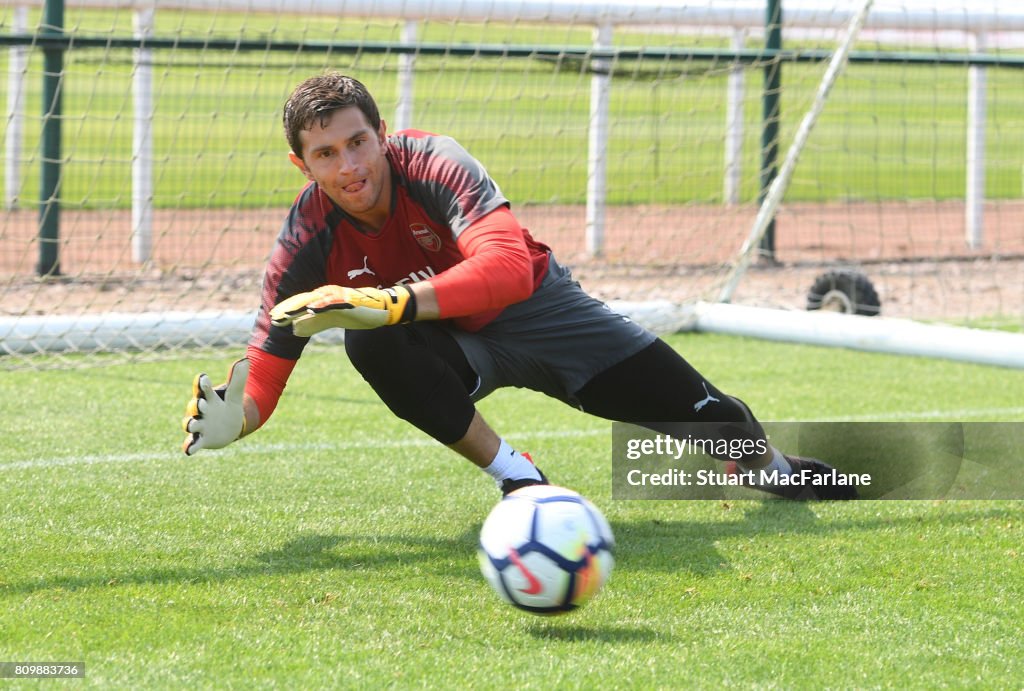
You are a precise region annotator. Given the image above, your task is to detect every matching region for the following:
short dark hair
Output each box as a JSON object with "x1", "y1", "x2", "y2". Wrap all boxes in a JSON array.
[{"x1": 282, "y1": 74, "x2": 382, "y2": 159}]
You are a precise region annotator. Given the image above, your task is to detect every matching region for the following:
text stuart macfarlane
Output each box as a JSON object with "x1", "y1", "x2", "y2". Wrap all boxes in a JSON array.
[{"x1": 625, "y1": 468, "x2": 872, "y2": 487}]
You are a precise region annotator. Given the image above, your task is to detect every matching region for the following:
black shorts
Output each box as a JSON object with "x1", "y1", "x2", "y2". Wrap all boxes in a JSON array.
[{"x1": 446, "y1": 255, "x2": 657, "y2": 406}]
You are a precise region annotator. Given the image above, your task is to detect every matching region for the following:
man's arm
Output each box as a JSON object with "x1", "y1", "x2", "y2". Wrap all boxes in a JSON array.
[
  {"x1": 240, "y1": 395, "x2": 261, "y2": 438},
  {"x1": 406, "y1": 281, "x2": 440, "y2": 320},
  {"x1": 182, "y1": 183, "x2": 330, "y2": 455},
  {"x1": 181, "y1": 346, "x2": 298, "y2": 455},
  {"x1": 181, "y1": 358, "x2": 251, "y2": 456},
  {"x1": 427, "y1": 205, "x2": 534, "y2": 318},
  {"x1": 270, "y1": 207, "x2": 534, "y2": 335}
]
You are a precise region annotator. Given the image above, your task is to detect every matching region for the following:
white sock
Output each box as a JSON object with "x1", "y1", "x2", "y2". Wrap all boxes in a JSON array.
[
  {"x1": 736, "y1": 446, "x2": 792, "y2": 475},
  {"x1": 735, "y1": 447, "x2": 792, "y2": 490},
  {"x1": 751, "y1": 447, "x2": 792, "y2": 494},
  {"x1": 765, "y1": 447, "x2": 793, "y2": 476},
  {"x1": 483, "y1": 439, "x2": 541, "y2": 486}
]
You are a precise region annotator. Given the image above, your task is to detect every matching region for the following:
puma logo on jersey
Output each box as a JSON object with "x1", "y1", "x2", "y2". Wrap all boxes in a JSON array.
[
  {"x1": 347, "y1": 256, "x2": 376, "y2": 281},
  {"x1": 694, "y1": 382, "x2": 721, "y2": 412}
]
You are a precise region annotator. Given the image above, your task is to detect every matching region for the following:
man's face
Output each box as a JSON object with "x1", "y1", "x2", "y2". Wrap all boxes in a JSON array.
[{"x1": 289, "y1": 106, "x2": 390, "y2": 228}]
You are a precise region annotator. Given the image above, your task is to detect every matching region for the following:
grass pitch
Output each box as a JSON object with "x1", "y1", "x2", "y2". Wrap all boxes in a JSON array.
[{"x1": 1, "y1": 333, "x2": 1022, "y2": 688}]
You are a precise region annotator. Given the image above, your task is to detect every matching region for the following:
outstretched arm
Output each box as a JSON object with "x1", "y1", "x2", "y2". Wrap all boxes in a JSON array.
[
  {"x1": 270, "y1": 207, "x2": 535, "y2": 335},
  {"x1": 427, "y1": 205, "x2": 534, "y2": 318},
  {"x1": 181, "y1": 347, "x2": 297, "y2": 455},
  {"x1": 181, "y1": 358, "x2": 253, "y2": 455}
]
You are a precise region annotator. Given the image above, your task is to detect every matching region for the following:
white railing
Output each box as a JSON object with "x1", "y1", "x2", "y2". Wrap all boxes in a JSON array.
[{"x1": 6, "y1": 0, "x2": 1024, "y2": 256}]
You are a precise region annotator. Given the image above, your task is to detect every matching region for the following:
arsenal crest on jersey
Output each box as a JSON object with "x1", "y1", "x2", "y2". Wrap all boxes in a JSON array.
[{"x1": 410, "y1": 223, "x2": 442, "y2": 252}]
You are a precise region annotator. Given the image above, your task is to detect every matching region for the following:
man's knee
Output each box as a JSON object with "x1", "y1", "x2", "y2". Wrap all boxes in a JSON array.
[
  {"x1": 344, "y1": 326, "x2": 406, "y2": 381},
  {"x1": 343, "y1": 325, "x2": 475, "y2": 445}
]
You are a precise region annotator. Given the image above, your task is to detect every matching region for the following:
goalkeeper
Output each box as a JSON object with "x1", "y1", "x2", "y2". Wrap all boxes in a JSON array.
[{"x1": 181, "y1": 73, "x2": 855, "y2": 501}]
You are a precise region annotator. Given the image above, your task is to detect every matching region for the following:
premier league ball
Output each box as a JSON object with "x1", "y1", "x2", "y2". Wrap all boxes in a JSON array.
[{"x1": 477, "y1": 485, "x2": 614, "y2": 614}]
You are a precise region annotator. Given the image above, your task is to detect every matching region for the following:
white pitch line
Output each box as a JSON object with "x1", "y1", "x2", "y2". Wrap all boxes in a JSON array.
[
  {"x1": 4, "y1": 408, "x2": 1022, "y2": 472},
  {"x1": 815, "y1": 406, "x2": 1024, "y2": 422},
  {"x1": 0, "y1": 428, "x2": 606, "y2": 472},
  {"x1": 0, "y1": 450, "x2": 177, "y2": 471}
]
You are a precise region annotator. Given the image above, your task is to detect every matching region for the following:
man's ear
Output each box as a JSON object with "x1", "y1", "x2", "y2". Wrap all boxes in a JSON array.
[
  {"x1": 378, "y1": 119, "x2": 388, "y2": 142},
  {"x1": 288, "y1": 152, "x2": 314, "y2": 181}
]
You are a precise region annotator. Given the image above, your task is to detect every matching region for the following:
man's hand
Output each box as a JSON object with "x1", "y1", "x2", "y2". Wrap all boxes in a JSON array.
[
  {"x1": 181, "y1": 358, "x2": 250, "y2": 456},
  {"x1": 270, "y1": 285, "x2": 416, "y2": 336}
]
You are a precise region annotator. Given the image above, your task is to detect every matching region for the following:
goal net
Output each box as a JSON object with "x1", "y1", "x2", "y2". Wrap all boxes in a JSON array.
[{"x1": 2, "y1": 1, "x2": 1023, "y2": 369}]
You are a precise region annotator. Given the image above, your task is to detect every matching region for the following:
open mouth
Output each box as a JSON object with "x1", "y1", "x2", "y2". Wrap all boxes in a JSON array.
[{"x1": 343, "y1": 180, "x2": 366, "y2": 194}]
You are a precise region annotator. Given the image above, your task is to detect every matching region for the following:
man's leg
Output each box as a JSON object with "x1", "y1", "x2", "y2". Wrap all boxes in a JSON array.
[
  {"x1": 574, "y1": 338, "x2": 768, "y2": 460},
  {"x1": 574, "y1": 338, "x2": 856, "y2": 499},
  {"x1": 344, "y1": 325, "x2": 544, "y2": 492}
]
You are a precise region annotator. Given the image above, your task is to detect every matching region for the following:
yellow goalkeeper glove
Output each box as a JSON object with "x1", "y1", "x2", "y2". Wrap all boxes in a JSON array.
[
  {"x1": 181, "y1": 358, "x2": 249, "y2": 456},
  {"x1": 270, "y1": 285, "x2": 416, "y2": 336}
]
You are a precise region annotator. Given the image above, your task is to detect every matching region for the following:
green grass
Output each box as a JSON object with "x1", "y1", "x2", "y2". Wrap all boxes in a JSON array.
[
  {"x1": 1, "y1": 333, "x2": 1022, "y2": 687},
  {"x1": 3, "y1": 9, "x2": 1024, "y2": 209}
]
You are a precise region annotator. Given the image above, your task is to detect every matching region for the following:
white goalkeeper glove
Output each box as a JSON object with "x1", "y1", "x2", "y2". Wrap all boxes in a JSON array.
[
  {"x1": 270, "y1": 285, "x2": 416, "y2": 336},
  {"x1": 181, "y1": 358, "x2": 250, "y2": 456}
]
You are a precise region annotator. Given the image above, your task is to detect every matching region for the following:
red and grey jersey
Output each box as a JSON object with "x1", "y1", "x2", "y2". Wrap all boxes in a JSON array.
[{"x1": 250, "y1": 129, "x2": 550, "y2": 362}]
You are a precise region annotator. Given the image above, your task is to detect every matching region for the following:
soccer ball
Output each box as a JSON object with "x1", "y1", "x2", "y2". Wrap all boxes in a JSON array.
[{"x1": 477, "y1": 485, "x2": 614, "y2": 614}]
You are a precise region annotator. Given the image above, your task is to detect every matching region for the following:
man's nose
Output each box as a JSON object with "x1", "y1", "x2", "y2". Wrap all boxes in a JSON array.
[{"x1": 338, "y1": 150, "x2": 359, "y2": 175}]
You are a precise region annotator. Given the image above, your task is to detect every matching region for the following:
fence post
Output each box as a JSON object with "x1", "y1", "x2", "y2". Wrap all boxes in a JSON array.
[
  {"x1": 586, "y1": 22, "x2": 613, "y2": 258},
  {"x1": 4, "y1": 7, "x2": 28, "y2": 210},
  {"x1": 965, "y1": 31, "x2": 986, "y2": 250},
  {"x1": 38, "y1": 0, "x2": 65, "y2": 277},
  {"x1": 759, "y1": 0, "x2": 782, "y2": 261},
  {"x1": 395, "y1": 20, "x2": 417, "y2": 131},
  {"x1": 132, "y1": 7, "x2": 155, "y2": 264},
  {"x1": 724, "y1": 27, "x2": 746, "y2": 206}
]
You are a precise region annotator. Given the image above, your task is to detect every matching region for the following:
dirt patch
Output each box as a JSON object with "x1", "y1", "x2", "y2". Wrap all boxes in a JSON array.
[{"x1": 3, "y1": 201, "x2": 1023, "y2": 322}]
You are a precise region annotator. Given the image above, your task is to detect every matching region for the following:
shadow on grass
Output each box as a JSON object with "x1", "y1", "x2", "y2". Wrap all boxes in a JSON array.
[
  {"x1": 527, "y1": 623, "x2": 661, "y2": 643},
  {"x1": 3, "y1": 531, "x2": 479, "y2": 596},
  {"x1": 607, "y1": 500, "x2": 1022, "y2": 578},
  {"x1": 4, "y1": 502, "x2": 1019, "y2": 596}
]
